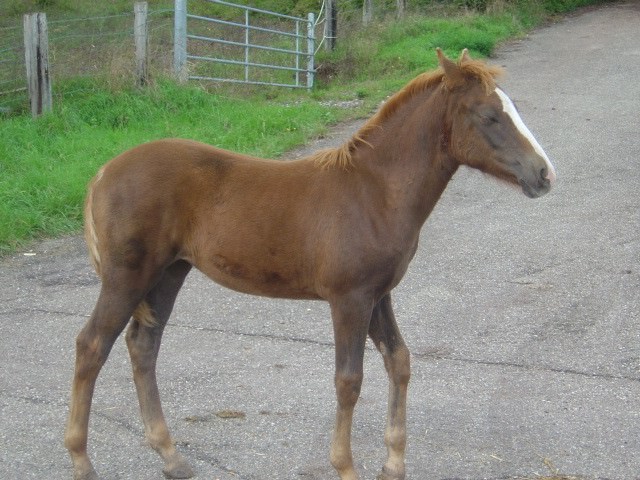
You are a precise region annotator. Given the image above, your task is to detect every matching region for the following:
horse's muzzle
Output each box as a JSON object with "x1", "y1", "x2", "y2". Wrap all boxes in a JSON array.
[{"x1": 520, "y1": 174, "x2": 552, "y2": 198}]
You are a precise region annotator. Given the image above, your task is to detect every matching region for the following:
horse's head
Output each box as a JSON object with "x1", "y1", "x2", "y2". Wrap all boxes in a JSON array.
[{"x1": 438, "y1": 49, "x2": 556, "y2": 198}]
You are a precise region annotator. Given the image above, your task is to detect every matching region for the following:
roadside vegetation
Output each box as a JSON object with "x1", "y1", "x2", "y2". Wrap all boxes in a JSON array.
[{"x1": 0, "y1": 0, "x2": 607, "y2": 253}]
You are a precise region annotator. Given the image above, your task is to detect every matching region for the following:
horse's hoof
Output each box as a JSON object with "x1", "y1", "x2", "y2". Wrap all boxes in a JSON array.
[
  {"x1": 162, "y1": 460, "x2": 195, "y2": 479},
  {"x1": 73, "y1": 467, "x2": 100, "y2": 480},
  {"x1": 377, "y1": 465, "x2": 405, "y2": 480}
]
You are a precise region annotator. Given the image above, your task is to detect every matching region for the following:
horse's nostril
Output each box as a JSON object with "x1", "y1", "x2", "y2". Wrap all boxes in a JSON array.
[{"x1": 540, "y1": 167, "x2": 547, "y2": 179}]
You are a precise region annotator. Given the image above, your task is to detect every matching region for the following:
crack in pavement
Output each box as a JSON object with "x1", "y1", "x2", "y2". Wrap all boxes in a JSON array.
[
  {"x1": 0, "y1": 306, "x2": 87, "y2": 318},
  {"x1": 168, "y1": 322, "x2": 640, "y2": 384},
  {"x1": 0, "y1": 390, "x2": 67, "y2": 408},
  {"x1": 413, "y1": 353, "x2": 640, "y2": 384},
  {"x1": 168, "y1": 321, "x2": 336, "y2": 348},
  {"x1": 175, "y1": 442, "x2": 255, "y2": 480},
  {"x1": 3, "y1": 308, "x2": 636, "y2": 386}
]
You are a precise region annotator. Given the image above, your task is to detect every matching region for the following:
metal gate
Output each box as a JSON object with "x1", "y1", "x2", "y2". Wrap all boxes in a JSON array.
[{"x1": 174, "y1": 0, "x2": 315, "y2": 89}]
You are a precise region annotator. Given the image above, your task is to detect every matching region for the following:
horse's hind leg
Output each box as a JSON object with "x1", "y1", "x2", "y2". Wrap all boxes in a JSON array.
[
  {"x1": 368, "y1": 294, "x2": 410, "y2": 480},
  {"x1": 125, "y1": 260, "x2": 193, "y2": 479},
  {"x1": 65, "y1": 278, "x2": 145, "y2": 480}
]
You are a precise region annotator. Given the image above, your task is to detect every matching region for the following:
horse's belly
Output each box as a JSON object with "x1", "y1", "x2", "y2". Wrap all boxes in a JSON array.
[{"x1": 192, "y1": 254, "x2": 321, "y2": 300}]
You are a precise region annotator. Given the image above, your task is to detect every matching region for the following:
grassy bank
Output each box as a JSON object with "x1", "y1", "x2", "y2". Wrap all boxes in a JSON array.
[
  {"x1": 0, "y1": 0, "x2": 607, "y2": 253},
  {"x1": 0, "y1": 79, "x2": 343, "y2": 252}
]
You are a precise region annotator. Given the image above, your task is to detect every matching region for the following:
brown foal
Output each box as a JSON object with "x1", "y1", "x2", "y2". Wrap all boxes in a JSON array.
[{"x1": 65, "y1": 49, "x2": 555, "y2": 480}]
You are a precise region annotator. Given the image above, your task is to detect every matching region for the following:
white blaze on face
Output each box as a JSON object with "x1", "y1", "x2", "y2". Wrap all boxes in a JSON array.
[{"x1": 495, "y1": 87, "x2": 557, "y2": 184}]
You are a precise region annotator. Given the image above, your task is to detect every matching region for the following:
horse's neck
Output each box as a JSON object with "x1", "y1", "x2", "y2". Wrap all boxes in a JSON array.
[{"x1": 355, "y1": 87, "x2": 458, "y2": 226}]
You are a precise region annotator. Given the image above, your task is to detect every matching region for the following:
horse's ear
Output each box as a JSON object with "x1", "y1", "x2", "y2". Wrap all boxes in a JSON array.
[
  {"x1": 436, "y1": 48, "x2": 457, "y2": 74},
  {"x1": 436, "y1": 48, "x2": 462, "y2": 89},
  {"x1": 459, "y1": 48, "x2": 471, "y2": 64}
]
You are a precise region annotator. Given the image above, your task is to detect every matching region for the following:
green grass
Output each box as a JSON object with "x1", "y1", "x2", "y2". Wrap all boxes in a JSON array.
[
  {"x1": 331, "y1": 13, "x2": 521, "y2": 80},
  {"x1": 0, "y1": 0, "x2": 608, "y2": 253},
  {"x1": 0, "y1": 79, "x2": 344, "y2": 253}
]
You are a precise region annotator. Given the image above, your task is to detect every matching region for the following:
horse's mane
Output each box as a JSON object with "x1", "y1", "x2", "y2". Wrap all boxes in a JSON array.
[{"x1": 311, "y1": 57, "x2": 503, "y2": 169}]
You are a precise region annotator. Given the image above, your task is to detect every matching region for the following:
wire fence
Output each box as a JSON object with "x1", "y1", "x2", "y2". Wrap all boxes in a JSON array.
[
  {"x1": 52, "y1": 9, "x2": 175, "y2": 80},
  {"x1": 0, "y1": 0, "x2": 466, "y2": 115},
  {"x1": 0, "y1": 23, "x2": 27, "y2": 113},
  {"x1": 0, "y1": 7, "x2": 175, "y2": 115}
]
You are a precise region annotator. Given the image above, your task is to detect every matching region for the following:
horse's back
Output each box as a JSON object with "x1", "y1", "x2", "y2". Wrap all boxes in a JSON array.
[
  {"x1": 97, "y1": 138, "x2": 253, "y2": 185},
  {"x1": 89, "y1": 138, "x2": 294, "y2": 220}
]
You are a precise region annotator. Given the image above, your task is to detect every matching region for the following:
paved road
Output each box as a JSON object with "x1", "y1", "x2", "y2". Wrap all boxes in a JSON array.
[{"x1": 1, "y1": 3, "x2": 639, "y2": 479}]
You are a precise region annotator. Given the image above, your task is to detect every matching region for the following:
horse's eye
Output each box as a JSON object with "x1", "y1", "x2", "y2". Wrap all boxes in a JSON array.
[
  {"x1": 479, "y1": 112, "x2": 499, "y2": 125},
  {"x1": 475, "y1": 106, "x2": 499, "y2": 126}
]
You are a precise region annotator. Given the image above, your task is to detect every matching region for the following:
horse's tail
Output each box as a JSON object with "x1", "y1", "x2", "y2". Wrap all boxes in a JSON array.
[{"x1": 84, "y1": 168, "x2": 104, "y2": 276}]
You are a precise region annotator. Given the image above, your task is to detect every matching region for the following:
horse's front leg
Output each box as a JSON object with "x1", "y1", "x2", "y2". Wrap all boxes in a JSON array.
[
  {"x1": 369, "y1": 293, "x2": 410, "y2": 480},
  {"x1": 329, "y1": 294, "x2": 374, "y2": 480}
]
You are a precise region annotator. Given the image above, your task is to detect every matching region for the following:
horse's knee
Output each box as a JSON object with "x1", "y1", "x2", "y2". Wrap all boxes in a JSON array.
[
  {"x1": 335, "y1": 372, "x2": 363, "y2": 407},
  {"x1": 74, "y1": 328, "x2": 111, "y2": 374}
]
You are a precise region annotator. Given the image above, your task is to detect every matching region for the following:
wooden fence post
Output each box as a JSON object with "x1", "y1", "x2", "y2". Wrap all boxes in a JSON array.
[
  {"x1": 324, "y1": 0, "x2": 336, "y2": 51},
  {"x1": 363, "y1": 0, "x2": 373, "y2": 25},
  {"x1": 23, "y1": 12, "x2": 52, "y2": 117},
  {"x1": 174, "y1": 0, "x2": 187, "y2": 82},
  {"x1": 134, "y1": 2, "x2": 148, "y2": 86}
]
